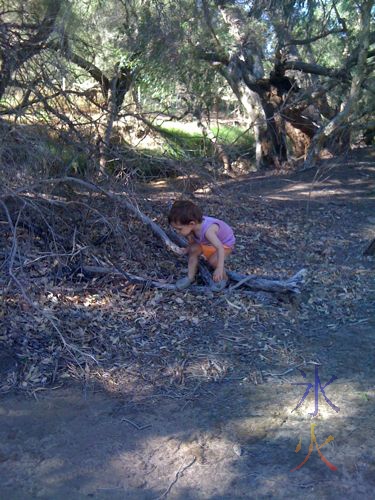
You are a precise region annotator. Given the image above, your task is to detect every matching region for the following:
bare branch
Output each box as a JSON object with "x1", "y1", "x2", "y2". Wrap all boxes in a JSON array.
[
  {"x1": 285, "y1": 28, "x2": 346, "y2": 46},
  {"x1": 48, "y1": 41, "x2": 110, "y2": 95},
  {"x1": 283, "y1": 60, "x2": 348, "y2": 80}
]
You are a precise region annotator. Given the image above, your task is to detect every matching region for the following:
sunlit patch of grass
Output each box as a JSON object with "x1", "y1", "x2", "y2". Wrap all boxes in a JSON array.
[
  {"x1": 155, "y1": 122, "x2": 212, "y2": 158},
  {"x1": 212, "y1": 124, "x2": 254, "y2": 154},
  {"x1": 147, "y1": 120, "x2": 254, "y2": 159}
]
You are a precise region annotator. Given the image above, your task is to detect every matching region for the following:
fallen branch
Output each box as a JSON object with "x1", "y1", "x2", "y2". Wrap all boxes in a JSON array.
[
  {"x1": 81, "y1": 264, "x2": 305, "y2": 295},
  {"x1": 2, "y1": 177, "x2": 306, "y2": 295},
  {"x1": 6, "y1": 176, "x2": 184, "y2": 256},
  {"x1": 227, "y1": 269, "x2": 306, "y2": 294}
]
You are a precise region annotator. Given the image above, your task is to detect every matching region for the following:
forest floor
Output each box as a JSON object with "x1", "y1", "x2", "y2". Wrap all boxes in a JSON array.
[{"x1": 0, "y1": 148, "x2": 374, "y2": 499}]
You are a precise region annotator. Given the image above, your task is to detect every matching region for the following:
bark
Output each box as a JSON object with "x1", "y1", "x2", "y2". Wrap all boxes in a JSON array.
[
  {"x1": 214, "y1": 2, "x2": 277, "y2": 168},
  {"x1": 286, "y1": 29, "x2": 347, "y2": 46},
  {"x1": 227, "y1": 269, "x2": 306, "y2": 294},
  {"x1": 49, "y1": 42, "x2": 110, "y2": 97},
  {"x1": 99, "y1": 65, "x2": 134, "y2": 174},
  {"x1": 201, "y1": 2, "x2": 373, "y2": 167},
  {"x1": 282, "y1": 30, "x2": 375, "y2": 81},
  {"x1": 217, "y1": 66, "x2": 270, "y2": 167},
  {"x1": 283, "y1": 60, "x2": 348, "y2": 80}
]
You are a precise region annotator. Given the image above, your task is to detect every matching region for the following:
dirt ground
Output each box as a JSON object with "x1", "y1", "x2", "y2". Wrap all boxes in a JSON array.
[{"x1": 1, "y1": 148, "x2": 374, "y2": 499}]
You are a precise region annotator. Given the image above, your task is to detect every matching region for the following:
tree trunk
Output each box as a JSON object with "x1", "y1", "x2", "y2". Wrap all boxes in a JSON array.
[
  {"x1": 305, "y1": 1, "x2": 372, "y2": 166},
  {"x1": 219, "y1": 71, "x2": 277, "y2": 167},
  {"x1": 199, "y1": 121, "x2": 231, "y2": 173},
  {"x1": 96, "y1": 65, "x2": 134, "y2": 174},
  {"x1": 215, "y1": 2, "x2": 278, "y2": 168},
  {"x1": 213, "y1": 1, "x2": 318, "y2": 168}
]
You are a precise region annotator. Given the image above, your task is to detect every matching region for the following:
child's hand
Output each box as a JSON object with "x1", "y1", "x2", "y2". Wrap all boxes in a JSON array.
[
  {"x1": 177, "y1": 246, "x2": 188, "y2": 256},
  {"x1": 213, "y1": 268, "x2": 224, "y2": 282}
]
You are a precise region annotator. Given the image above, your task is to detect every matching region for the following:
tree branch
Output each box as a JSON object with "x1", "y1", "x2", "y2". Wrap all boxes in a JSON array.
[
  {"x1": 194, "y1": 47, "x2": 229, "y2": 66},
  {"x1": 285, "y1": 28, "x2": 346, "y2": 46},
  {"x1": 284, "y1": 32, "x2": 375, "y2": 80},
  {"x1": 283, "y1": 60, "x2": 348, "y2": 80},
  {"x1": 48, "y1": 41, "x2": 110, "y2": 95}
]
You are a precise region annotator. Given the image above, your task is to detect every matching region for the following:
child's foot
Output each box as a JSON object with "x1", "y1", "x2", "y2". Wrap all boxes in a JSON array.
[
  {"x1": 175, "y1": 276, "x2": 194, "y2": 290},
  {"x1": 210, "y1": 279, "x2": 228, "y2": 292}
]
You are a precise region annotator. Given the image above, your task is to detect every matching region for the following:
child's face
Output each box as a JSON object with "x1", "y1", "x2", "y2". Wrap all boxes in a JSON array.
[{"x1": 171, "y1": 221, "x2": 197, "y2": 237}]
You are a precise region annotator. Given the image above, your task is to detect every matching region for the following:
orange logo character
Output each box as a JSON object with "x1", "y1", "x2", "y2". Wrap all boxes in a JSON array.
[{"x1": 291, "y1": 423, "x2": 337, "y2": 472}]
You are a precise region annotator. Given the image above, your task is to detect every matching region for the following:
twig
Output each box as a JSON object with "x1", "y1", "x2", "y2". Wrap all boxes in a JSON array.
[
  {"x1": 263, "y1": 360, "x2": 321, "y2": 378},
  {"x1": 225, "y1": 297, "x2": 243, "y2": 310},
  {"x1": 263, "y1": 362, "x2": 305, "y2": 378},
  {"x1": 0, "y1": 199, "x2": 99, "y2": 368},
  {"x1": 121, "y1": 418, "x2": 152, "y2": 431},
  {"x1": 228, "y1": 275, "x2": 253, "y2": 292},
  {"x1": 155, "y1": 456, "x2": 197, "y2": 500}
]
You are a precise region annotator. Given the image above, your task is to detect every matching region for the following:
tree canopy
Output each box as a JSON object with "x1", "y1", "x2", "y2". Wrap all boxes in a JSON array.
[{"x1": 0, "y1": 0, "x2": 373, "y2": 173}]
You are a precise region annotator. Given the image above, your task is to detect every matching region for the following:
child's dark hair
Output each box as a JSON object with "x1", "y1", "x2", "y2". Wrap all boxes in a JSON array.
[{"x1": 168, "y1": 200, "x2": 203, "y2": 225}]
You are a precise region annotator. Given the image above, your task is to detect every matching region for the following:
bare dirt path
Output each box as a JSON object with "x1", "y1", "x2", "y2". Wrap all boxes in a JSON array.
[{"x1": 1, "y1": 149, "x2": 374, "y2": 499}]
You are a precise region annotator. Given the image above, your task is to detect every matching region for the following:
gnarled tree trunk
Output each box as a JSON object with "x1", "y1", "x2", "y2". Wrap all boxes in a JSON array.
[{"x1": 208, "y1": 1, "x2": 319, "y2": 168}]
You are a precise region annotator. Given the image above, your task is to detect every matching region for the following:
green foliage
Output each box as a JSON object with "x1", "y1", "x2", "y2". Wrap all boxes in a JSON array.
[
  {"x1": 149, "y1": 122, "x2": 254, "y2": 160},
  {"x1": 44, "y1": 140, "x2": 89, "y2": 176},
  {"x1": 1, "y1": 0, "x2": 372, "y2": 179},
  {"x1": 156, "y1": 123, "x2": 213, "y2": 158}
]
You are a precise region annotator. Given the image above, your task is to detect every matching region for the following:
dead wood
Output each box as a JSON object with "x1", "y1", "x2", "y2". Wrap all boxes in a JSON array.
[
  {"x1": 1, "y1": 177, "x2": 306, "y2": 296},
  {"x1": 80, "y1": 264, "x2": 305, "y2": 296},
  {"x1": 363, "y1": 238, "x2": 375, "y2": 256},
  {"x1": 227, "y1": 269, "x2": 306, "y2": 294},
  {"x1": 44, "y1": 177, "x2": 183, "y2": 256}
]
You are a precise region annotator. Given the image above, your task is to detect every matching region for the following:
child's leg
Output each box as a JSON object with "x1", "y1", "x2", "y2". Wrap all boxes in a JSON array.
[
  {"x1": 187, "y1": 243, "x2": 203, "y2": 281},
  {"x1": 207, "y1": 247, "x2": 232, "y2": 279}
]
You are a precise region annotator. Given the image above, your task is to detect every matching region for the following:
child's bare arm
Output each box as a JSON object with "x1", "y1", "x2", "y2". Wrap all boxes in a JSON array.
[
  {"x1": 176, "y1": 246, "x2": 188, "y2": 255},
  {"x1": 177, "y1": 233, "x2": 195, "y2": 255}
]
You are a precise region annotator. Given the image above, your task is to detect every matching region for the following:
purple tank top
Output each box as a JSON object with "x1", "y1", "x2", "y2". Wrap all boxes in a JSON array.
[{"x1": 195, "y1": 216, "x2": 235, "y2": 247}]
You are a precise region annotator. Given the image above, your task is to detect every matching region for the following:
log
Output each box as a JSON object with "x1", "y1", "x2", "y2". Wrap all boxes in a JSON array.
[
  {"x1": 82, "y1": 265, "x2": 207, "y2": 292},
  {"x1": 81, "y1": 265, "x2": 305, "y2": 295},
  {"x1": 166, "y1": 229, "x2": 306, "y2": 294},
  {"x1": 227, "y1": 269, "x2": 306, "y2": 294}
]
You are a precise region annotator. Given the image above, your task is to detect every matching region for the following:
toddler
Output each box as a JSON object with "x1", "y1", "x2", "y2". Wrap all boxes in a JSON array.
[{"x1": 168, "y1": 200, "x2": 235, "y2": 291}]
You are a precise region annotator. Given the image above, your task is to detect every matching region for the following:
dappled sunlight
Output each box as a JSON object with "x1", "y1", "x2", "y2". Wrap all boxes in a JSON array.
[
  {"x1": 1, "y1": 362, "x2": 375, "y2": 497},
  {"x1": 266, "y1": 179, "x2": 375, "y2": 201}
]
